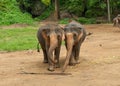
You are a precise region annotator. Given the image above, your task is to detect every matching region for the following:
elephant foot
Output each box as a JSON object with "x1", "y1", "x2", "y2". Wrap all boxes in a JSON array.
[
  {"x1": 69, "y1": 60, "x2": 80, "y2": 66},
  {"x1": 43, "y1": 60, "x2": 48, "y2": 63},
  {"x1": 43, "y1": 61, "x2": 48, "y2": 63},
  {"x1": 55, "y1": 63, "x2": 60, "y2": 68},
  {"x1": 69, "y1": 57, "x2": 76, "y2": 66},
  {"x1": 69, "y1": 62, "x2": 76, "y2": 66},
  {"x1": 47, "y1": 66, "x2": 54, "y2": 71},
  {"x1": 75, "y1": 60, "x2": 80, "y2": 64}
]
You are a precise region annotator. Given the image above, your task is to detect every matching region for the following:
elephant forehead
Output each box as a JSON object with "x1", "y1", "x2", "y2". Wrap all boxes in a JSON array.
[
  {"x1": 65, "y1": 32, "x2": 73, "y2": 37},
  {"x1": 65, "y1": 33, "x2": 73, "y2": 42},
  {"x1": 49, "y1": 32, "x2": 57, "y2": 37},
  {"x1": 49, "y1": 33, "x2": 58, "y2": 43}
]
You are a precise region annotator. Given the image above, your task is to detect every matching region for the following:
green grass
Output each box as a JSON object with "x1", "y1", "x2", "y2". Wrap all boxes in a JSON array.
[
  {"x1": 0, "y1": 27, "x2": 38, "y2": 52},
  {"x1": 59, "y1": 18, "x2": 69, "y2": 24},
  {"x1": 77, "y1": 17, "x2": 96, "y2": 24}
]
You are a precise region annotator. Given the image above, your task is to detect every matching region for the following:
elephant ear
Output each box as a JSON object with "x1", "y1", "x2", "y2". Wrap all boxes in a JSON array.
[
  {"x1": 74, "y1": 30, "x2": 83, "y2": 44},
  {"x1": 42, "y1": 29, "x2": 50, "y2": 41}
]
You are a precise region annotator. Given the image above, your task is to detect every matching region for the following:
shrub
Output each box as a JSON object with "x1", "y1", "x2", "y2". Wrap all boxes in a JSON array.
[
  {"x1": 59, "y1": 18, "x2": 69, "y2": 24},
  {"x1": 77, "y1": 17, "x2": 96, "y2": 24},
  {"x1": 0, "y1": 0, "x2": 34, "y2": 25}
]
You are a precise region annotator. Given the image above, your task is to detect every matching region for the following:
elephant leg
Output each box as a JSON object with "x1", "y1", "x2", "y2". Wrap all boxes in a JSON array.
[
  {"x1": 47, "y1": 47, "x2": 55, "y2": 71},
  {"x1": 40, "y1": 41, "x2": 48, "y2": 63},
  {"x1": 69, "y1": 47, "x2": 77, "y2": 66},
  {"x1": 74, "y1": 43, "x2": 81, "y2": 64},
  {"x1": 54, "y1": 39, "x2": 62, "y2": 68},
  {"x1": 47, "y1": 56, "x2": 54, "y2": 71},
  {"x1": 43, "y1": 49, "x2": 48, "y2": 63},
  {"x1": 54, "y1": 47, "x2": 61, "y2": 68}
]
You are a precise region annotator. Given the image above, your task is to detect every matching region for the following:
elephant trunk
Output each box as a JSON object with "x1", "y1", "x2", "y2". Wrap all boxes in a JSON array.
[
  {"x1": 62, "y1": 33, "x2": 74, "y2": 72},
  {"x1": 62, "y1": 47, "x2": 73, "y2": 72},
  {"x1": 48, "y1": 33, "x2": 58, "y2": 64}
]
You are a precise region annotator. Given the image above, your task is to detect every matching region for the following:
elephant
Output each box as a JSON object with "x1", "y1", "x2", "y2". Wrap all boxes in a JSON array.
[
  {"x1": 113, "y1": 14, "x2": 120, "y2": 28},
  {"x1": 62, "y1": 20, "x2": 86, "y2": 72},
  {"x1": 37, "y1": 23, "x2": 63, "y2": 71}
]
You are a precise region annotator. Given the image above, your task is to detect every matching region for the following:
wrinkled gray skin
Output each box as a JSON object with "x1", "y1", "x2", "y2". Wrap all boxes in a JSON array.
[
  {"x1": 37, "y1": 24, "x2": 63, "y2": 71},
  {"x1": 63, "y1": 21, "x2": 86, "y2": 72}
]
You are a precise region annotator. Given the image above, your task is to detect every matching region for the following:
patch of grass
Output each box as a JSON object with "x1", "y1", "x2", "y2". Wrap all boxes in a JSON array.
[
  {"x1": 59, "y1": 18, "x2": 69, "y2": 24},
  {"x1": 77, "y1": 17, "x2": 96, "y2": 24},
  {"x1": 0, "y1": 27, "x2": 38, "y2": 52}
]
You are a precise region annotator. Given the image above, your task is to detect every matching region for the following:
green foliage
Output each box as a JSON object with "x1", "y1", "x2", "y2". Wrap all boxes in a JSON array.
[
  {"x1": 41, "y1": 0, "x2": 51, "y2": 6},
  {"x1": 0, "y1": 0, "x2": 34, "y2": 25},
  {"x1": 60, "y1": 0, "x2": 120, "y2": 18},
  {"x1": 34, "y1": 6, "x2": 53, "y2": 21},
  {"x1": 62, "y1": 0, "x2": 84, "y2": 16},
  {"x1": 17, "y1": 0, "x2": 48, "y2": 17},
  {"x1": 0, "y1": 0, "x2": 120, "y2": 25},
  {"x1": 59, "y1": 18, "x2": 69, "y2": 24},
  {"x1": 0, "y1": 27, "x2": 38, "y2": 51},
  {"x1": 77, "y1": 17, "x2": 96, "y2": 24},
  {"x1": 0, "y1": 1, "x2": 7, "y2": 11}
]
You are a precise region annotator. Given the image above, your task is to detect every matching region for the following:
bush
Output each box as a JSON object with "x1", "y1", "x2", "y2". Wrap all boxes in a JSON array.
[
  {"x1": 59, "y1": 18, "x2": 69, "y2": 24},
  {"x1": 77, "y1": 17, "x2": 96, "y2": 24},
  {"x1": 34, "y1": 6, "x2": 53, "y2": 21},
  {"x1": 0, "y1": 0, "x2": 34, "y2": 25}
]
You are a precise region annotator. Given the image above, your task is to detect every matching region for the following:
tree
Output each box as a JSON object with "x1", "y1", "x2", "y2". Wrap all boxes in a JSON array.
[
  {"x1": 54, "y1": 0, "x2": 60, "y2": 20},
  {"x1": 107, "y1": 0, "x2": 111, "y2": 22}
]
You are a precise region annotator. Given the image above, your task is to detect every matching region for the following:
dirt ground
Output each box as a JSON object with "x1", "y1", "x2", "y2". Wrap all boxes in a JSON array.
[{"x1": 0, "y1": 24, "x2": 120, "y2": 86}]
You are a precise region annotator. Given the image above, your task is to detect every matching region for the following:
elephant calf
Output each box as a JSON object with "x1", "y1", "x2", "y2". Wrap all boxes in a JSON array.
[
  {"x1": 37, "y1": 23, "x2": 63, "y2": 71},
  {"x1": 63, "y1": 20, "x2": 86, "y2": 72}
]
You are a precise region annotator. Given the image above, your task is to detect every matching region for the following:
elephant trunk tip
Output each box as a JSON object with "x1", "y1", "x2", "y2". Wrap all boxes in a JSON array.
[{"x1": 62, "y1": 65, "x2": 67, "y2": 72}]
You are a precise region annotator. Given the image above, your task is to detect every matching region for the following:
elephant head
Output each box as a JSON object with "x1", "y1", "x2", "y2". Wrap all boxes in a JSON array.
[{"x1": 62, "y1": 21, "x2": 86, "y2": 72}]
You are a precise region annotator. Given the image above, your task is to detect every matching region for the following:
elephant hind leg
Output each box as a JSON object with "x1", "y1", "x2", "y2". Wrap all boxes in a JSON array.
[
  {"x1": 39, "y1": 40, "x2": 48, "y2": 63},
  {"x1": 43, "y1": 49, "x2": 48, "y2": 63}
]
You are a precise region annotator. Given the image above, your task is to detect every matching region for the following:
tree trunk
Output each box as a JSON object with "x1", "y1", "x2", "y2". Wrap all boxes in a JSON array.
[
  {"x1": 54, "y1": 0, "x2": 60, "y2": 20},
  {"x1": 107, "y1": 0, "x2": 111, "y2": 22}
]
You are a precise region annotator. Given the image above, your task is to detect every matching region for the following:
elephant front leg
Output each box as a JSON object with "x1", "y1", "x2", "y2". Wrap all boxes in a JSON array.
[
  {"x1": 69, "y1": 47, "x2": 77, "y2": 66},
  {"x1": 47, "y1": 48, "x2": 55, "y2": 71},
  {"x1": 74, "y1": 44, "x2": 81, "y2": 64},
  {"x1": 47, "y1": 58, "x2": 55, "y2": 71},
  {"x1": 54, "y1": 47, "x2": 61, "y2": 68}
]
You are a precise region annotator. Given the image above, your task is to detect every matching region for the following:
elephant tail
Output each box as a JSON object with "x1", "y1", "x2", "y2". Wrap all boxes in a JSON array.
[{"x1": 37, "y1": 43, "x2": 40, "y2": 52}]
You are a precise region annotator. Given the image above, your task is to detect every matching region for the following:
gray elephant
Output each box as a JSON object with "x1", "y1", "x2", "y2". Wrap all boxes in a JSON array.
[
  {"x1": 62, "y1": 20, "x2": 86, "y2": 72},
  {"x1": 113, "y1": 14, "x2": 120, "y2": 28},
  {"x1": 37, "y1": 23, "x2": 63, "y2": 71}
]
